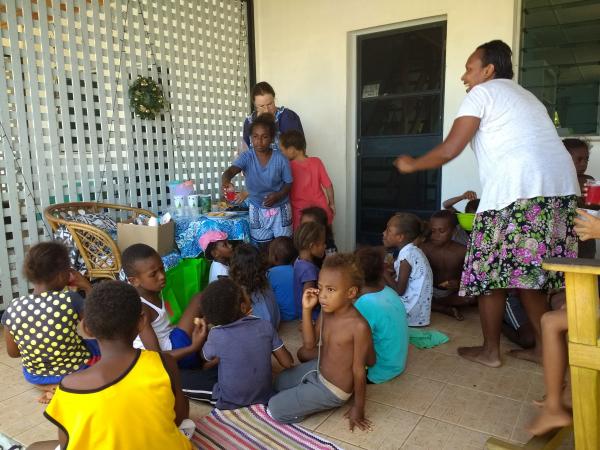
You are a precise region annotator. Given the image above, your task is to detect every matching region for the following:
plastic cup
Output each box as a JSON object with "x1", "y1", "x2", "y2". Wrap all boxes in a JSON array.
[
  {"x1": 173, "y1": 195, "x2": 185, "y2": 208},
  {"x1": 225, "y1": 190, "x2": 237, "y2": 202},
  {"x1": 585, "y1": 181, "x2": 600, "y2": 205},
  {"x1": 187, "y1": 194, "x2": 199, "y2": 208}
]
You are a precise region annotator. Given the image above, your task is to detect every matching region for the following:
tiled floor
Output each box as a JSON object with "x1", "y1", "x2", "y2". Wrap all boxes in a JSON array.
[{"x1": 0, "y1": 308, "x2": 575, "y2": 449}]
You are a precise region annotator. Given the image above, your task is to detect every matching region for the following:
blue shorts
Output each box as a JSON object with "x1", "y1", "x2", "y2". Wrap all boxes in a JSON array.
[
  {"x1": 23, "y1": 339, "x2": 101, "y2": 385},
  {"x1": 248, "y1": 202, "x2": 292, "y2": 245},
  {"x1": 170, "y1": 327, "x2": 200, "y2": 369}
]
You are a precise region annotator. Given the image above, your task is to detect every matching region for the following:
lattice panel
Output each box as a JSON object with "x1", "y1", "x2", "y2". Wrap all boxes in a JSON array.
[{"x1": 0, "y1": 0, "x2": 250, "y2": 307}]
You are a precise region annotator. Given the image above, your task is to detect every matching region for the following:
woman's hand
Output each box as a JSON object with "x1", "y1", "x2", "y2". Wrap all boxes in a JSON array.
[
  {"x1": 393, "y1": 155, "x2": 417, "y2": 174},
  {"x1": 263, "y1": 192, "x2": 280, "y2": 208},
  {"x1": 574, "y1": 209, "x2": 600, "y2": 241}
]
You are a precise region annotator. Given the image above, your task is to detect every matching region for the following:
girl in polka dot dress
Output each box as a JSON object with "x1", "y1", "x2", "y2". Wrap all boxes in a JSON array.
[{"x1": 1, "y1": 242, "x2": 100, "y2": 403}]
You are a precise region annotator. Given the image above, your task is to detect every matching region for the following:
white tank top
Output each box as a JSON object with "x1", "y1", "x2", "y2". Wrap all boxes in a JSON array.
[{"x1": 133, "y1": 297, "x2": 174, "y2": 351}]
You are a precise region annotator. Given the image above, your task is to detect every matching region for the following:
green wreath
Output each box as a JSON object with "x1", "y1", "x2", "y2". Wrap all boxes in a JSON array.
[{"x1": 129, "y1": 75, "x2": 168, "y2": 120}]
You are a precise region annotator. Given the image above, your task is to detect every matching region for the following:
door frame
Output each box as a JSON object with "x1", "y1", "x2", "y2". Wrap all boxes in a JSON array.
[{"x1": 344, "y1": 15, "x2": 447, "y2": 250}]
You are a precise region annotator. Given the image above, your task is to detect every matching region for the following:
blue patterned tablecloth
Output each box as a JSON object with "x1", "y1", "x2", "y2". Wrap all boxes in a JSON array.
[{"x1": 173, "y1": 212, "x2": 250, "y2": 258}]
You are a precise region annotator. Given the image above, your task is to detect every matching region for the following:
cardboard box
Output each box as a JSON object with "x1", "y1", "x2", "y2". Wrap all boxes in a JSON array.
[{"x1": 117, "y1": 221, "x2": 175, "y2": 256}]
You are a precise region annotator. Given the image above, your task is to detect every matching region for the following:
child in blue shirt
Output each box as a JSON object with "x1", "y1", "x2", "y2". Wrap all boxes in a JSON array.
[
  {"x1": 201, "y1": 278, "x2": 293, "y2": 409},
  {"x1": 267, "y1": 237, "x2": 297, "y2": 321},
  {"x1": 355, "y1": 246, "x2": 408, "y2": 383},
  {"x1": 293, "y1": 222, "x2": 326, "y2": 319}
]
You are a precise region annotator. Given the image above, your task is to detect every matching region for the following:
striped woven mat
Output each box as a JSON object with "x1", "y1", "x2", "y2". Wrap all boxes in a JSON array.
[{"x1": 192, "y1": 404, "x2": 340, "y2": 450}]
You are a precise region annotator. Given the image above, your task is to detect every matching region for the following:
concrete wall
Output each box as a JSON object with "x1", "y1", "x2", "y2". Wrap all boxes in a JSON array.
[{"x1": 252, "y1": 0, "x2": 555, "y2": 250}]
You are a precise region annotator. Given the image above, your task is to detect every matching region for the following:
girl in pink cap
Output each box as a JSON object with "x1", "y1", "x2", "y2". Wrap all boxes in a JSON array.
[{"x1": 199, "y1": 231, "x2": 233, "y2": 283}]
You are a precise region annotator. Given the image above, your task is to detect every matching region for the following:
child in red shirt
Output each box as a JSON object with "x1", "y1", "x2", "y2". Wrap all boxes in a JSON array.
[{"x1": 280, "y1": 130, "x2": 335, "y2": 230}]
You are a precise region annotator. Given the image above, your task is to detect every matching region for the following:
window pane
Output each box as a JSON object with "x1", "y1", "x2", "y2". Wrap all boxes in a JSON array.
[
  {"x1": 520, "y1": 0, "x2": 600, "y2": 135},
  {"x1": 361, "y1": 95, "x2": 442, "y2": 136}
]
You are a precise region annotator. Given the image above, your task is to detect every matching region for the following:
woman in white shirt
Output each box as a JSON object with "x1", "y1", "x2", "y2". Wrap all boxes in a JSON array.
[{"x1": 394, "y1": 40, "x2": 579, "y2": 368}]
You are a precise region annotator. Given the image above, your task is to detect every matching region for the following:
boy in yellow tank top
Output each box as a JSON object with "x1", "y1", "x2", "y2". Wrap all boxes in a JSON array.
[{"x1": 30, "y1": 281, "x2": 196, "y2": 450}]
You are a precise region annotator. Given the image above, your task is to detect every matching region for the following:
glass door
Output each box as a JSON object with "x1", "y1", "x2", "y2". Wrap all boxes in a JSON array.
[{"x1": 356, "y1": 23, "x2": 446, "y2": 245}]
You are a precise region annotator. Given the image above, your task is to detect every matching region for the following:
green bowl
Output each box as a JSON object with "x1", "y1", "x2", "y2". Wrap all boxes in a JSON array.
[{"x1": 456, "y1": 213, "x2": 476, "y2": 231}]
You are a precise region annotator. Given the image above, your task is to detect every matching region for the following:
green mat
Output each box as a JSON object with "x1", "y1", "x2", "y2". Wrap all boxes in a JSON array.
[{"x1": 408, "y1": 328, "x2": 449, "y2": 349}]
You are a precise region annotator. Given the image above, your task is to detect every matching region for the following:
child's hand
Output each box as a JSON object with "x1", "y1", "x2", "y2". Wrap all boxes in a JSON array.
[
  {"x1": 67, "y1": 269, "x2": 92, "y2": 292},
  {"x1": 302, "y1": 288, "x2": 320, "y2": 310},
  {"x1": 191, "y1": 317, "x2": 208, "y2": 349},
  {"x1": 462, "y1": 191, "x2": 477, "y2": 200},
  {"x1": 344, "y1": 406, "x2": 372, "y2": 432},
  {"x1": 439, "y1": 280, "x2": 460, "y2": 290},
  {"x1": 574, "y1": 209, "x2": 600, "y2": 241}
]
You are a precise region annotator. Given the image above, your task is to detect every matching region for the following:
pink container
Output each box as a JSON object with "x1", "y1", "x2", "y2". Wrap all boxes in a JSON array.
[{"x1": 585, "y1": 181, "x2": 600, "y2": 205}]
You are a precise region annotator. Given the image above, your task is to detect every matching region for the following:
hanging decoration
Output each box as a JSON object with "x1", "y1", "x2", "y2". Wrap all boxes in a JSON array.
[{"x1": 128, "y1": 75, "x2": 168, "y2": 119}]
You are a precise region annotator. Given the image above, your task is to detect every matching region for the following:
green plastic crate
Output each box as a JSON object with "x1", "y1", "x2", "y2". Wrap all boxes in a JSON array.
[{"x1": 162, "y1": 258, "x2": 210, "y2": 324}]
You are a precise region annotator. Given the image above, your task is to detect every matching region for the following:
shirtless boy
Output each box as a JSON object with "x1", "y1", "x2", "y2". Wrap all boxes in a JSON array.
[
  {"x1": 268, "y1": 253, "x2": 375, "y2": 431},
  {"x1": 421, "y1": 210, "x2": 475, "y2": 320}
]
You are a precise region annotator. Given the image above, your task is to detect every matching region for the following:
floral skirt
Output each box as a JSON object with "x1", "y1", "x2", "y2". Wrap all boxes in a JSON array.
[{"x1": 459, "y1": 196, "x2": 578, "y2": 297}]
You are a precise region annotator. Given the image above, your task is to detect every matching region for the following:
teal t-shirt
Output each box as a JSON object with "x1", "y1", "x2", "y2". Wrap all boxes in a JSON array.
[{"x1": 354, "y1": 286, "x2": 409, "y2": 383}]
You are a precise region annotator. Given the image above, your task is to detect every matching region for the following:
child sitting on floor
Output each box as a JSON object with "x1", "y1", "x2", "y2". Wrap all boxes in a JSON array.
[
  {"x1": 1, "y1": 241, "x2": 99, "y2": 403},
  {"x1": 40, "y1": 281, "x2": 193, "y2": 450},
  {"x1": 293, "y1": 221, "x2": 327, "y2": 319},
  {"x1": 201, "y1": 278, "x2": 293, "y2": 409},
  {"x1": 200, "y1": 230, "x2": 233, "y2": 282},
  {"x1": 300, "y1": 206, "x2": 338, "y2": 256},
  {"x1": 267, "y1": 236, "x2": 297, "y2": 321},
  {"x1": 355, "y1": 246, "x2": 408, "y2": 383},
  {"x1": 382, "y1": 213, "x2": 433, "y2": 327},
  {"x1": 123, "y1": 244, "x2": 204, "y2": 369},
  {"x1": 268, "y1": 253, "x2": 375, "y2": 430},
  {"x1": 280, "y1": 130, "x2": 335, "y2": 230},
  {"x1": 229, "y1": 243, "x2": 281, "y2": 329},
  {"x1": 442, "y1": 190, "x2": 480, "y2": 245},
  {"x1": 421, "y1": 210, "x2": 475, "y2": 321}
]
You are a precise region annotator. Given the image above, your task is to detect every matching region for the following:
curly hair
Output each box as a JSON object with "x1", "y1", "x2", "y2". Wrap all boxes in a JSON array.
[
  {"x1": 389, "y1": 213, "x2": 425, "y2": 242},
  {"x1": 249, "y1": 113, "x2": 276, "y2": 139},
  {"x1": 229, "y1": 243, "x2": 269, "y2": 294},
  {"x1": 121, "y1": 243, "x2": 159, "y2": 277},
  {"x1": 322, "y1": 252, "x2": 364, "y2": 289},
  {"x1": 268, "y1": 236, "x2": 297, "y2": 266},
  {"x1": 201, "y1": 278, "x2": 243, "y2": 326},
  {"x1": 355, "y1": 246, "x2": 384, "y2": 286},
  {"x1": 431, "y1": 209, "x2": 458, "y2": 227},
  {"x1": 294, "y1": 221, "x2": 325, "y2": 252},
  {"x1": 84, "y1": 280, "x2": 141, "y2": 341},
  {"x1": 23, "y1": 241, "x2": 71, "y2": 284}
]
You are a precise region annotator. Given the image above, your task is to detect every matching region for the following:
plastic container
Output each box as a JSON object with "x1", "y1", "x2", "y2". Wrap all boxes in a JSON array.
[
  {"x1": 585, "y1": 180, "x2": 600, "y2": 205},
  {"x1": 162, "y1": 258, "x2": 210, "y2": 324},
  {"x1": 456, "y1": 213, "x2": 476, "y2": 231}
]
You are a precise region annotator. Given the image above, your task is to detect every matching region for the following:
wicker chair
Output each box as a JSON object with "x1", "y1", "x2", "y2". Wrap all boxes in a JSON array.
[{"x1": 44, "y1": 202, "x2": 156, "y2": 279}]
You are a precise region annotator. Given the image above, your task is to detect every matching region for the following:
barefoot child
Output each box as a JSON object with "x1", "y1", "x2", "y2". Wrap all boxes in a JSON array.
[
  {"x1": 443, "y1": 191, "x2": 480, "y2": 245},
  {"x1": 229, "y1": 243, "x2": 281, "y2": 329},
  {"x1": 382, "y1": 213, "x2": 433, "y2": 327},
  {"x1": 267, "y1": 237, "x2": 297, "y2": 321},
  {"x1": 526, "y1": 208, "x2": 600, "y2": 435},
  {"x1": 123, "y1": 244, "x2": 204, "y2": 369},
  {"x1": 280, "y1": 130, "x2": 335, "y2": 230},
  {"x1": 2, "y1": 242, "x2": 99, "y2": 403},
  {"x1": 355, "y1": 246, "x2": 408, "y2": 383},
  {"x1": 293, "y1": 221, "x2": 327, "y2": 319},
  {"x1": 268, "y1": 254, "x2": 375, "y2": 430},
  {"x1": 421, "y1": 210, "x2": 475, "y2": 321},
  {"x1": 41, "y1": 281, "x2": 193, "y2": 449},
  {"x1": 200, "y1": 231, "x2": 233, "y2": 282},
  {"x1": 201, "y1": 278, "x2": 293, "y2": 409}
]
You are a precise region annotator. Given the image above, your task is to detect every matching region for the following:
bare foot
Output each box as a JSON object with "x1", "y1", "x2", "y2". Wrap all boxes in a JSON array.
[
  {"x1": 37, "y1": 390, "x2": 55, "y2": 404},
  {"x1": 507, "y1": 348, "x2": 542, "y2": 365},
  {"x1": 526, "y1": 408, "x2": 572, "y2": 436},
  {"x1": 457, "y1": 346, "x2": 502, "y2": 368}
]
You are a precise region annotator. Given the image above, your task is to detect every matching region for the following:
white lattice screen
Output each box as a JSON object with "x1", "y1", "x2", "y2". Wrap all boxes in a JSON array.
[{"x1": 0, "y1": 0, "x2": 250, "y2": 308}]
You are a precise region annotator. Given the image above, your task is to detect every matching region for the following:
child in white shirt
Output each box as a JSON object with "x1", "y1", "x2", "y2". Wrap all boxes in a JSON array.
[
  {"x1": 382, "y1": 213, "x2": 433, "y2": 326},
  {"x1": 199, "y1": 231, "x2": 233, "y2": 283}
]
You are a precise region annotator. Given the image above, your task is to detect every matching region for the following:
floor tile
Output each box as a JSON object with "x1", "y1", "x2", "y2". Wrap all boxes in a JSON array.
[
  {"x1": 300, "y1": 408, "x2": 335, "y2": 431},
  {"x1": 316, "y1": 400, "x2": 420, "y2": 449},
  {"x1": 405, "y1": 348, "x2": 462, "y2": 383},
  {"x1": 324, "y1": 436, "x2": 366, "y2": 450},
  {"x1": 189, "y1": 400, "x2": 213, "y2": 419},
  {"x1": 401, "y1": 417, "x2": 490, "y2": 450},
  {"x1": 425, "y1": 384, "x2": 521, "y2": 439},
  {"x1": 366, "y1": 373, "x2": 444, "y2": 414},
  {"x1": 0, "y1": 363, "x2": 35, "y2": 402},
  {"x1": 12, "y1": 421, "x2": 56, "y2": 446},
  {"x1": 0, "y1": 390, "x2": 48, "y2": 437}
]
